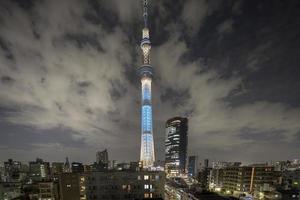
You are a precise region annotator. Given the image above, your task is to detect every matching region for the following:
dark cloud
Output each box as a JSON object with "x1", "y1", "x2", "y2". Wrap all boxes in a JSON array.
[
  {"x1": 0, "y1": 37, "x2": 14, "y2": 60},
  {"x1": 294, "y1": 132, "x2": 300, "y2": 141},
  {"x1": 64, "y1": 33, "x2": 104, "y2": 51},
  {"x1": 109, "y1": 80, "x2": 127, "y2": 101},
  {"x1": 160, "y1": 87, "x2": 190, "y2": 108},
  {"x1": 77, "y1": 80, "x2": 92, "y2": 88},
  {"x1": 11, "y1": 0, "x2": 34, "y2": 10},
  {"x1": 237, "y1": 128, "x2": 286, "y2": 141},
  {"x1": 1, "y1": 75, "x2": 15, "y2": 84},
  {"x1": 84, "y1": 0, "x2": 118, "y2": 32},
  {"x1": 0, "y1": 122, "x2": 86, "y2": 150}
]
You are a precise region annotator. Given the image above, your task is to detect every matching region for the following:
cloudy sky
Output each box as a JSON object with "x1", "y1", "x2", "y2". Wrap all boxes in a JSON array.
[{"x1": 0, "y1": 0, "x2": 299, "y2": 164}]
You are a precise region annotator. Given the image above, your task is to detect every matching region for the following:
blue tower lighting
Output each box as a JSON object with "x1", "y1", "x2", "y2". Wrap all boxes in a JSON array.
[{"x1": 138, "y1": 0, "x2": 155, "y2": 168}]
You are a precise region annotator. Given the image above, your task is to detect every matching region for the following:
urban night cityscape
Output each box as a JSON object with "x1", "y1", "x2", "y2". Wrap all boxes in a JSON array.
[{"x1": 0, "y1": 0, "x2": 299, "y2": 199}]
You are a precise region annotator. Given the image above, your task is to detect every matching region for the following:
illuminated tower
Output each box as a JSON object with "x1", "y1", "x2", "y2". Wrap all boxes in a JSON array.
[{"x1": 138, "y1": 0, "x2": 155, "y2": 168}]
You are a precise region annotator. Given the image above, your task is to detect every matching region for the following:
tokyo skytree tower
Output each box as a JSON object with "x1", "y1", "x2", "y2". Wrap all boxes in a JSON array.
[{"x1": 138, "y1": 0, "x2": 155, "y2": 168}]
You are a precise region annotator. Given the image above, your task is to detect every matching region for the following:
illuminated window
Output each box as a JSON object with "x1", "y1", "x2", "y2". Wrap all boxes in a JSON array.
[
  {"x1": 144, "y1": 175, "x2": 149, "y2": 180},
  {"x1": 144, "y1": 193, "x2": 149, "y2": 198},
  {"x1": 137, "y1": 175, "x2": 141, "y2": 180},
  {"x1": 144, "y1": 184, "x2": 149, "y2": 189}
]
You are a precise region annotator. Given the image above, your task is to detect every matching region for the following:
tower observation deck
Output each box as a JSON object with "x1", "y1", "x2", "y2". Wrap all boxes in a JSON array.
[{"x1": 138, "y1": 0, "x2": 155, "y2": 168}]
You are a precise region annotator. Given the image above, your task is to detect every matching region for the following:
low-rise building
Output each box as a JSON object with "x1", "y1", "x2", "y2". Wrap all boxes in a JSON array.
[
  {"x1": 282, "y1": 169, "x2": 300, "y2": 190},
  {"x1": 38, "y1": 181, "x2": 59, "y2": 200},
  {"x1": 223, "y1": 165, "x2": 276, "y2": 196},
  {"x1": 51, "y1": 162, "x2": 64, "y2": 175},
  {"x1": 59, "y1": 170, "x2": 165, "y2": 200},
  {"x1": 59, "y1": 172, "x2": 85, "y2": 200},
  {"x1": 29, "y1": 158, "x2": 50, "y2": 181},
  {"x1": 0, "y1": 182, "x2": 22, "y2": 199},
  {"x1": 85, "y1": 170, "x2": 165, "y2": 200},
  {"x1": 209, "y1": 168, "x2": 224, "y2": 191}
]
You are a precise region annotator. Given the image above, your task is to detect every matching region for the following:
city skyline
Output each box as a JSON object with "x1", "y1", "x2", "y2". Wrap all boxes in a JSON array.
[{"x1": 0, "y1": 0, "x2": 300, "y2": 164}]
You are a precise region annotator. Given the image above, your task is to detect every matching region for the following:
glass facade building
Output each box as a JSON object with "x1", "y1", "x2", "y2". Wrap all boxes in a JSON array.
[
  {"x1": 165, "y1": 117, "x2": 188, "y2": 176},
  {"x1": 188, "y1": 155, "x2": 199, "y2": 177}
]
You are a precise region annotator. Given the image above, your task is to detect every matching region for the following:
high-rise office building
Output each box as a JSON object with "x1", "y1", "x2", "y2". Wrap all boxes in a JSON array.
[
  {"x1": 138, "y1": 0, "x2": 155, "y2": 168},
  {"x1": 165, "y1": 117, "x2": 188, "y2": 176},
  {"x1": 188, "y1": 156, "x2": 199, "y2": 177},
  {"x1": 96, "y1": 149, "x2": 109, "y2": 166},
  {"x1": 204, "y1": 159, "x2": 209, "y2": 168}
]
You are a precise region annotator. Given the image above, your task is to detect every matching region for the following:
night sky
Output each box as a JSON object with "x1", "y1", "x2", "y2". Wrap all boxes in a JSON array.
[{"x1": 0, "y1": 0, "x2": 300, "y2": 164}]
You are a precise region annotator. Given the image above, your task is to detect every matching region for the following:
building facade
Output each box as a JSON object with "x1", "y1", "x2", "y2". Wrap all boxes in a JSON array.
[
  {"x1": 84, "y1": 171, "x2": 165, "y2": 200},
  {"x1": 59, "y1": 173, "x2": 86, "y2": 200},
  {"x1": 4, "y1": 159, "x2": 21, "y2": 182},
  {"x1": 223, "y1": 166, "x2": 276, "y2": 195},
  {"x1": 96, "y1": 149, "x2": 109, "y2": 166},
  {"x1": 209, "y1": 168, "x2": 224, "y2": 191},
  {"x1": 188, "y1": 156, "x2": 199, "y2": 177},
  {"x1": 38, "y1": 181, "x2": 59, "y2": 200},
  {"x1": 198, "y1": 167, "x2": 211, "y2": 190},
  {"x1": 59, "y1": 170, "x2": 165, "y2": 200},
  {"x1": 29, "y1": 158, "x2": 50, "y2": 180},
  {"x1": 71, "y1": 162, "x2": 84, "y2": 173},
  {"x1": 51, "y1": 162, "x2": 64, "y2": 175},
  {"x1": 165, "y1": 117, "x2": 188, "y2": 176}
]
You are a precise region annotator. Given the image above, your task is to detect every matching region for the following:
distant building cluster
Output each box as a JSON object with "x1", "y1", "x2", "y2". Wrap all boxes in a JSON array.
[
  {"x1": 204, "y1": 159, "x2": 300, "y2": 199},
  {"x1": 1, "y1": 116, "x2": 300, "y2": 200},
  {"x1": 161, "y1": 116, "x2": 300, "y2": 200},
  {"x1": 0, "y1": 152, "x2": 165, "y2": 200}
]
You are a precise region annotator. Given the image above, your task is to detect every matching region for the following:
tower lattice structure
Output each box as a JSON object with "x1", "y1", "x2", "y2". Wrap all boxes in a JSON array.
[{"x1": 138, "y1": 0, "x2": 155, "y2": 168}]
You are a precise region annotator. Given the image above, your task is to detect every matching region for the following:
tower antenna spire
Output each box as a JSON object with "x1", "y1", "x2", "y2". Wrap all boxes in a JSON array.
[{"x1": 143, "y1": 0, "x2": 148, "y2": 27}]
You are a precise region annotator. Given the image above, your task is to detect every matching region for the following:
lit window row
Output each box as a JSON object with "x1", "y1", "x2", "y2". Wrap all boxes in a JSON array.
[
  {"x1": 144, "y1": 184, "x2": 152, "y2": 189},
  {"x1": 144, "y1": 193, "x2": 153, "y2": 198}
]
